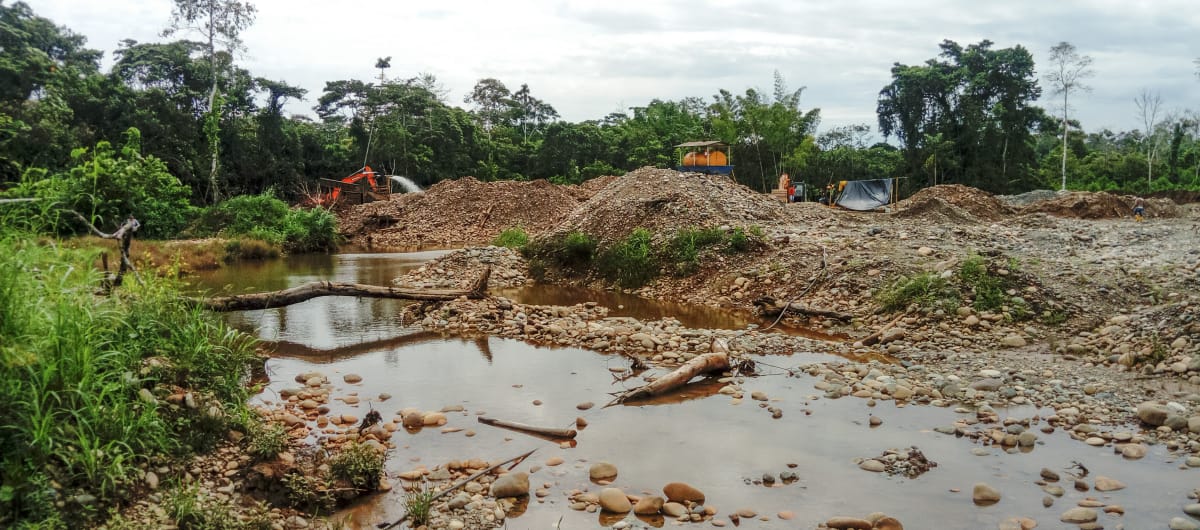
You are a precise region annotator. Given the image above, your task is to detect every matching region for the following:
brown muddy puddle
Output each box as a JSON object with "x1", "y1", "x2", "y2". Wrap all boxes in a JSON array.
[
  {"x1": 256, "y1": 334, "x2": 1197, "y2": 530},
  {"x1": 203, "y1": 252, "x2": 1200, "y2": 529}
]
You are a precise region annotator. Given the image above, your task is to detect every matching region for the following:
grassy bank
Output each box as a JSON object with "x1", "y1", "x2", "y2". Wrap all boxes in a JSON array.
[{"x1": 0, "y1": 228, "x2": 262, "y2": 528}]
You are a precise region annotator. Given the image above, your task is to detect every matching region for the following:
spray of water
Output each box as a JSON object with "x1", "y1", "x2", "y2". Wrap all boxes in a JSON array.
[{"x1": 389, "y1": 175, "x2": 423, "y2": 193}]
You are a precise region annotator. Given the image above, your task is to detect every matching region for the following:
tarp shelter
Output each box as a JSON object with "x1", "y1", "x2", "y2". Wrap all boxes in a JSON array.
[{"x1": 835, "y1": 178, "x2": 894, "y2": 211}]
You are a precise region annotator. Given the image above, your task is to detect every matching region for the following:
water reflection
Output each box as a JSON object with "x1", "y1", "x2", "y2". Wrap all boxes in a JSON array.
[{"x1": 255, "y1": 333, "x2": 1197, "y2": 530}]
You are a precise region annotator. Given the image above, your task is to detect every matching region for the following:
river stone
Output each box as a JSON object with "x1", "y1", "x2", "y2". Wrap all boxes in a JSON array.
[
  {"x1": 1040, "y1": 468, "x2": 1060, "y2": 481},
  {"x1": 1185, "y1": 504, "x2": 1200, "y2": 517},
  {"x1": 402, "y1": 412, "x2": 424, "y2": 429},
  {"x1": 973, "y1": 483, "x2": 1001, "y2": 505},
  {"x1": 545, "y1": 457, "x2": 564, "y2": 466},
  {"x1": 964, "y1": 315, "x2": 980, "y2": 326},
  {"x1": 1171, "y1": 517, "x2": 1200, "y2": 530},
  {"x1": 1042, "y1": 484, "x2": 1064, "y2": 496},
  {"x1": 662, "y1": 502, "x2": 687, "y2": 517},
  {"x1": 1188, "y1": 416, "x2": 1200, "y2": 434},
  {"x1": 343, "y1": 373, "x2": 362, "y2": 383},
  {"x1": 633, "y1": 495, "x2": 664, "y2": 515},
  {"x1": 589, "y1": 462, "x2": 618, "y2": 481},
  {"x1": 825, "y1": 516, "x2": 873, "y2": 529},
  {"x1": 1093, "y1": 476, "x2": 1125, "y2": 492},
  {"x1": 1017, "y1": 432, "x2": 1037, "y2": 447},
  {"x1": 663, "y1": 482, "x2": 705, "y2": 503},
  {"x1": 490, "y1": 472, "x2": 529, "y2": 498},
  {"x1": 859, "y1": 459, "x2": 886, "y2": 472},
  {"x1": 970, "y1": 378, "x2": 1003, "y2": 391},
  {"x1": 873, "y1": 517, "x2": 903, "y2": 530},
  {"x1": 144, "y1": 471, "x2": 159, "y2": 490},
  {"x1": 1120, "y1": 444, "x2": 1147, "y2": 459},
  {"x1": 1060, "y1": 507, "x2": 1097, "y2": 523},
  {"x1": 1000, "y1": 334, "x2": 1026, "y2": 348},
  {"x1": 599, "y1": 488, "x2": 631, "y2": 513},
  {"x1": 421, "y1": 411, "x2": 447, "y2": 426},
  {"x1": 447, "y1": 493, "x2": 471, "y2": 510},
  {"x1": 576, "y1": 402, "x2": 594, "y2": 410},
  {"x1": 1137, "y1": 401, "x2": 1170, "y2": 426}
]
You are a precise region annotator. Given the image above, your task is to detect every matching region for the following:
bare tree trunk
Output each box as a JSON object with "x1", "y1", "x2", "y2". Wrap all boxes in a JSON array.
[
  {"x1": 477, "y1": 417, "x2": 576, "y2": 439},
  {"x1": 194, "y1": 268, "x2": 490, "y2": 311},
  {"x1": 608, "y1": 339, "x2": 730, "y2": 406},
  {"x1": 207, "y1": 4, "x2": 220, "y2": 204},
  {"x1": 1061, "y1": 91, "x2": 1069, "y2": 190}
]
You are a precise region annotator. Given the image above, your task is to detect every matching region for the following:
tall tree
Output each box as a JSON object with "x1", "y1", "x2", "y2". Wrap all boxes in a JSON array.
[
  {"x1": 1134, "y1": 89, "x2": 1163, "y2": 185},
  {"x1": 163, "y1": 0, "x2": 257, "y2": 203},
  {"x1": 878, "y1": 40, "x2": 1042, "y2": 193},
  {"x1": 1045, "y1": 42, "x2": 1094, "y2": 190}
]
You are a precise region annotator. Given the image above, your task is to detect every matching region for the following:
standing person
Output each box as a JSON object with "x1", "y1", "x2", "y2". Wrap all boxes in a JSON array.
[{"x1": 1133, "y1": 198, "x2": 1146, "y2": 222}]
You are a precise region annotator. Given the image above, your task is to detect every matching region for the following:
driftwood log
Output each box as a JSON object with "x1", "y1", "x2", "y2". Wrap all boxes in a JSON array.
[
  {"x1": 608, "y1": 339, "x2": 731, "y2": 406},
  {"x1": 753, "y1": 295, "x2": 852, "y2": 322},
  {"x1": 477, "y1": 417, "x2": 577, "y2": 439},
  {"x1": 860, "y1": 313, "x2": 908, "y2": 347},
  {"x1": 193, "y1": 267, "x2": 490, "y2": 312},
  {"x1": 70, "y1": 211, "x2": 142, "y2": 288}
]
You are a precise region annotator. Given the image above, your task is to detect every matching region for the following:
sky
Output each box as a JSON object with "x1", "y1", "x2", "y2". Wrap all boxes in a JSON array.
[{"x1": 36, "y1": 0, "x2": 1200, "y2": 140}]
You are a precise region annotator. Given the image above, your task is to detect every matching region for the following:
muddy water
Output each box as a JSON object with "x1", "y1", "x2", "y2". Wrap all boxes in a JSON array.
[
  {"x1": 258, "y1": 335, "x2": 1196, "y2": 529},
  {"x1": 202, "y1": 253, "x2": 1199, "y2": 529}
]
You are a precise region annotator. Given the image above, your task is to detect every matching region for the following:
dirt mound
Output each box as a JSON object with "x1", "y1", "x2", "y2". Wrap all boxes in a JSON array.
[
  {"x1": 891, "y1": 196, "x2": 982, "y2": 224},
  {"x1": 896, "y1": 185, "x2": 1013, "y2": 222},
  {"x1": 339, "y1": 177, "x2": 596, "y2": 248},
  {"x1": 1000, "y1": 189, "x2": 1060, "y2": 208},
  {"x1": 549, "y1": 167, "x2": 786, "y2": 242},
  {"x1": 1020, "y1": 191, "x2": 1181, "y2": 219}
]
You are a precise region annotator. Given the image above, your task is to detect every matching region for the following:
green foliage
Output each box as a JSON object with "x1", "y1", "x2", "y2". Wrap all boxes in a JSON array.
[
  {"x1": 726, "y1": 226, "x2": 765, "y2": 253},
  {"x1": 0, "y1": 228, "x2": 260, "y2": 527},
  {"x1": 190, "y1": 192, "x2": 337, "y2": 253},
  {"x1": 598, "y1": 228, "x2": 657, "y2": 288},
  {"x1": 664, "y1": 227, "x2": 725, "y2": 276},
  {"x1": 523, "y1": 230, "x2": 596, "y2": 270},
  {"x1": 956, "y1": 254, "x2": 1029, "y2": 318},
  {"x1": 876, "y1": 272, "x2": 960, "y2": 313},
  {"x1": 223, "y1": 238, "x2": 280, "y2": 261},
  {"x1": 3, "y1": 129, "x2": 197, "y2": 238},
  {"x1": 492, "y1": 226, "x2": 529, "y2": 249},
  {"x1": 560, "y1": 231, "x2": 598, "y2": 266},
  {"x1": 164, "y1": 483, "x2": 269, "y2": 530},
  {"x1": 247, "y1": 422, "x2": 288, "y2": 460},
  {"x1": 403, "y1": 483, "x2": 436, "y2": 527},
  {"x1": 281, "y1": 473, "x2": 334, "y2": 513},
  {"x1": 329, "y1": 443, "x2": 384, "y2": 491}
]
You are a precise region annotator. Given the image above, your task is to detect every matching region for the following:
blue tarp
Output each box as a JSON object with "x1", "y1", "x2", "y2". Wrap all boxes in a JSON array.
[{"x1": 836, "y1": 179, "x2": 893, "y2": 211}]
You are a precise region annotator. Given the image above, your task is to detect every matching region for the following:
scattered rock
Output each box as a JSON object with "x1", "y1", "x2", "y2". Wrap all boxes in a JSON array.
[
  {"x1": 589, "y1": 462, "x2": 618, "y2": 482},
  {"x1": 490, "y1": 472, "x2": 530, "y2": 498},
  {"x1": 599, "y1": 487, "x2": 632, "y2": 513},
  {"x1": 973, "y1": 483, "x2": 1001, "y2": 505}
]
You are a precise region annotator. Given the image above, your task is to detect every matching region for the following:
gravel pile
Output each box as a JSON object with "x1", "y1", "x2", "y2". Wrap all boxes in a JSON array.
[
  {"x1": 338, "y1": 178, "x2": 600, "y2": 248},
  {"x1": 895, "y1": 184, "x2": 1014, "y2": 223},
  {"x1": 548, "y1": 167, "x2": 787, "y2": 243},
  {"x1": 393, "y1": 247, "x2": 529, "y2": 289}
]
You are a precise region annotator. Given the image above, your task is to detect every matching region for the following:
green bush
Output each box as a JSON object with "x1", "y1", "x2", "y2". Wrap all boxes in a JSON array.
[
  {"x1": 726, "y1": 227, "x2": 763, "y2": 253},
  {"x1": 190, "y1": 192, "x2": 337, "y2": 253},
  {"x1": 2, "y1": 128, "x2": 197, "y2": 238},
  {"x1": 247, "y1": 422, "x2": 288, "y2": 460},
  {"x1": 560, "y1": 230, "x2": 597, "y2": 267},
  {"x1": 876, "y1": 272, "x2": 960, "y2": 312},
  {"x1": 598, "y1": 228, "x2": 657, "y2": 288},
  {"x1": 664, "y1": 227, "x2": 725, "y2": 277},
  {"x1": 957, "y1": 254, "x2": 1029, "y2": 317},
  {"x1": 492, "y1": 226, "x2": 529, "y2": 249},
  {"x1": 329, "y1": 442, "x2": 384, "y2": 491},
  {"x1": 0, "y1": 228, "x2": 260, "y2": 527},
  {"x1": 223, "y1": 239, "x2": 280, "y2": 262}
]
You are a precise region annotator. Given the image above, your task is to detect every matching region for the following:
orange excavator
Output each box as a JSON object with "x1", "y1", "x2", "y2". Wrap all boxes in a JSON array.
[{"x1": 311, "y1": 166, "x2": 391, "y2": 206}]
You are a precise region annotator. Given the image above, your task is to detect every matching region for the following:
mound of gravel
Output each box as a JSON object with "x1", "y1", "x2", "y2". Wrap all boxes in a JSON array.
[
  {"x1": 549, "y1": 167, "x2": 786, "y2": 243},
  {"x1": 1018, "y1": 191, "x2": 1181, "y2": 219},
  {"x1": 896, "y1": 185, "x2": 1013, "y2": 222},
  {"x1": 999, "y1": 189, "x2": 1061, "y2": 208},
  {"x1": 339, "y1": 177, "x2": 605, "y2": 248}
]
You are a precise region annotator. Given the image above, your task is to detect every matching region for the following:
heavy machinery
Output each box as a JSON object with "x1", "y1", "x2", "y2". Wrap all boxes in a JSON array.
[
  {"x1": 674, "y1": 141, "x2": 734, "y2": 175},
  {"x1": 312, "y1": 166, "x2": 391, "y2": 206}
]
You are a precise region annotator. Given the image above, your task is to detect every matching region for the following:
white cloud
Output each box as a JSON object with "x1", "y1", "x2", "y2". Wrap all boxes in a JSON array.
[{"x1": 34, "y1": 0, "x2": 1200, "y2": 135}]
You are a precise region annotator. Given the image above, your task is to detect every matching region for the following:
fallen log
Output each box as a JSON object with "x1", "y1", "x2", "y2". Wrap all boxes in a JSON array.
[
  {"x1": 607, "y1": 339, "x2": 731, "y2": 406},
  {"x1": 194, "y1": 267, "x2": 490, "y2": 312},
  {"x1": 381, "y1": 448, "x2": 536, "y2": 530},
  {"x1": 859, "y1": 313, "x2": 908, "y2": 347},
  {"x1": 477, "y1": 417, "x2": 577, "y2": 439},
  {"x1": 753, "y1": 295, "x2": 853, "y2": 321}
]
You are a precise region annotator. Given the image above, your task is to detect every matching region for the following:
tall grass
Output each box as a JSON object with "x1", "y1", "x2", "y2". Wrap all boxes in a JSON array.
[
  {"x1": 187, "y1": 192, "x2": 338, "y2": 253},
  {"x1": 0, "y1": 223, "x2": 261, "y2": 527}
]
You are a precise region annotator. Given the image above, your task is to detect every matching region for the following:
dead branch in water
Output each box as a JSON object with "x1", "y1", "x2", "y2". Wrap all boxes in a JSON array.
[
  {"x1": 606, "y1": 339, "x2": 731, "y2": 406},
  {"x1": 477, "y1": 417, "x2": 577, "y2": 439},
  {"x1": 381, "y1": 448, "x2": 536, "y2": 530},
  {"x1": 69, "y1": 210, "x2": 143, "y2": 288},
  {"x1": 192, "y1": 267, "x2": 490, "y2": 311},
  {"x1": 753, "y1": 296, "x2": 853, "y2": 322}
]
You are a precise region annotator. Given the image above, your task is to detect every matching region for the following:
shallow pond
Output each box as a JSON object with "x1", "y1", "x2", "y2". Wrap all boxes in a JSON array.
[{"x1": 200, "y1": 252, "x2": 1200, "y2": 529}]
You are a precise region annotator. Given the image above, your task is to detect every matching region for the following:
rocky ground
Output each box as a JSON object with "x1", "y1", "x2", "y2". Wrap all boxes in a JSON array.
[{"x1": 123, "y1": 174, "x2": 1200, "y2": 529}]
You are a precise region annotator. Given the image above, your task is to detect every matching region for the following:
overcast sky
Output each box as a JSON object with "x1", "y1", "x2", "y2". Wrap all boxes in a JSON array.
[{"x1": 37, "y1": 0, "x2": 1200, "y2": 140}]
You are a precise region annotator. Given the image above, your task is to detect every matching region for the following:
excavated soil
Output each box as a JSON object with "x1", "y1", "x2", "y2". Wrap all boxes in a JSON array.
[
  {"x1": 338, "y1": 178, "x2": 602, "y2": 248},
  {"x1": 548, "y1": 167, "x2": 787, "y2": 242},
  {"x1": 894, "y1": 184, "x2": 1014, "y2": 223},
  {"x1": 1021, "y1": 191, "x2": 1181, "y2": 219}
]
